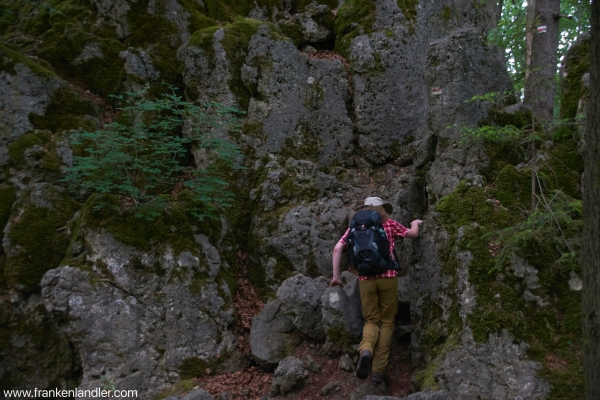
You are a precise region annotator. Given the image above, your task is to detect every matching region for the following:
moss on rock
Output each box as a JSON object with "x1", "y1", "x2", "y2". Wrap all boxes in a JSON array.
[
  {"x1": 334, "y1": 0, "x2": 376, "y2": 57},
  {"x1": 435, "y1": 173, "x2": 584, "y2": 398},
  {"x1": 560, "y1": 37, "x2": 590, "y2": 120},
  {"x1": 29, "y1": 86, "x2": 98, "y2": 133},
  {"x1": 0, "y1": 185, "x2": 16, "y2": 233},
  {"x1": 3, "y1": 186, "x2": 80, "y2": 291},
  {"x1": 189, "y1": 17, "x2": 286, "y2": 108},
  {"x1": 0, "y1": 45, "x2": 56, "y2": 78}
]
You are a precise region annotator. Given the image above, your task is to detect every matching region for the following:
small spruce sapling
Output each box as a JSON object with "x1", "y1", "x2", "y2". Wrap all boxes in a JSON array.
[{"x1": 65, "y1": 84, "x2": 243, "y2": 220}]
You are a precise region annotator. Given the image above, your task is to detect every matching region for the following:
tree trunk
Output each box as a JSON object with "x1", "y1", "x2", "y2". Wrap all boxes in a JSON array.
[
  {"x1": 524, "y1": 0, "x2": 561, "y2": 123},
  {"x1": 583, "y1": 1, "x2": 600, "y2": 398},
  {"x1": 485, "y1": 0, "x2": 504, "y2": 31},
  {"x1": 525, "y1": 0, "x2": 536, "y2": 83}
]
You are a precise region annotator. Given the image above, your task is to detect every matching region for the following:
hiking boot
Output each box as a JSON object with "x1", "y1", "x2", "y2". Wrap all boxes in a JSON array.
[
  {"x1": 355, "y1": 350, "x2": 372, "y2": 380},
  {"x1": 370, "y1": 371, "x2": 390, "y2": 384}
]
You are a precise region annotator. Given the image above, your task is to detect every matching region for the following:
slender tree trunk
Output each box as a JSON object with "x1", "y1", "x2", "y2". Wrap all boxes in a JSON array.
[
  {"x1": 583, "y1": 1, "x2": 600, "y2": 397},
  {"x1": 524, "y1": 0, "x2": 561, "y2": 123},
  {"x1": 525, "y1": 0, "x2": 537, "y2": 82}
]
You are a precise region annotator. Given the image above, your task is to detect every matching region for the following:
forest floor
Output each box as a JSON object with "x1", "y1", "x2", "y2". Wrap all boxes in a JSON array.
[{"x1": 189, "y1": 253, "x2": 413, "y2": 399}]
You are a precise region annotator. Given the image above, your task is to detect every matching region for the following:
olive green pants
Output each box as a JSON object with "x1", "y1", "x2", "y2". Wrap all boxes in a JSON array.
[{"x1": 358, "y1": 277, "x2": 398, "y2": 373}]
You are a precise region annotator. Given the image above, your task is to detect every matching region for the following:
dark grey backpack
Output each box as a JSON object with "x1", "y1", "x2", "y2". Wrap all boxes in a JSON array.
[{"x1": 347, "y1": 210, "x2": 399, "y2": 276}]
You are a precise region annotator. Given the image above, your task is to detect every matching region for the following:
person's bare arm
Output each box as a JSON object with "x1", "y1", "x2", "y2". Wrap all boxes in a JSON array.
[
  {"x1": 404, "y1": 219, "x2": 423, "y2": 239},
  {"x1": 330, "y1": 241, "x2": 346, "y2": 286}
]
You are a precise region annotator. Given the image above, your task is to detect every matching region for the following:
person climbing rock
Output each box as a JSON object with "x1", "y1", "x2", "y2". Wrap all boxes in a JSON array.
[{"x1": 330, "y1": 197, "x2": 422, "y2": 383}]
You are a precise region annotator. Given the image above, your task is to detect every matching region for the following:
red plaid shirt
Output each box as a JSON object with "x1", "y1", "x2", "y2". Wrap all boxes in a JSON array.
[{"x1": 339, "y1": 219, "x2": 408, "y2": 281}]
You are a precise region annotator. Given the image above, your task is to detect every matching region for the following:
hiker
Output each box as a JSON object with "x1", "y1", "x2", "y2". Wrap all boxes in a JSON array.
[{"x1": 330, "y1": 197, "x2": 423, "y2": 383}]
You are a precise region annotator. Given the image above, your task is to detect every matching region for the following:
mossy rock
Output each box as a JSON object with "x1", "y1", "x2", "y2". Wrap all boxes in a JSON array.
[
  {"x1": 334, "y1": 0, "x2": 376, "y2": 57},
  {"x1": 79, "y1": 193, "x2": 209, "y2": 254},
  {"x1": 29, "y1": 86, "x2": 98, "y2": 133},
  {"x1": 495, "y1": 165, "x2": 532, "y2": 210},
  {"x1": 155, "y1": 380, "x2": 196, "y2": 400},
  {"x1": 39, "y1": 33, "x2": 124, "y2": 98},
  {"x1": 435, "y1": 181, "x2": 499, "y2": 229},
  {"x1": 560, "y1": 37, "x2": 590, "y2": 120},
  {"x1": 7, "y1": 130, "x2": 68, "y2": 174},
  {"x1": 189, "y1": 17, "x2": 286, "y2": 108},
  {"x1": 434, "y1": 177, "x2": 584, "y2": 398},
  {"x1": 0, "y1": 185, "x2": 16, "y2": 233},
  {"x1": 3, "y1": 186, "x2": 81, "y2": 291},
  {"x1": 0, "y1": 45, "x2": 56, "y2": 78}
]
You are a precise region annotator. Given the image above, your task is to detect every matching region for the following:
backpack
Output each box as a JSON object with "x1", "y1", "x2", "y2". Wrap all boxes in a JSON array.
[{"x1": 346, "y1": 210, "x2": 399, "y2": 277}]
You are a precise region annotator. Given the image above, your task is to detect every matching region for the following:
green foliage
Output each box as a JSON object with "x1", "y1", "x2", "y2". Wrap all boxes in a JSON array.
[
  {"x1": 459, "y1": 124, "x2": 522, "y2": 147},
  {"x1": 487, "y1": 189, "x2": 581, "y2": 272},
  {"x1": 488, "y1": 0, "x2": 591, "y2": 92},
  {"x1": 65, "y1": 85, "x2": 243, "y2": 220}
]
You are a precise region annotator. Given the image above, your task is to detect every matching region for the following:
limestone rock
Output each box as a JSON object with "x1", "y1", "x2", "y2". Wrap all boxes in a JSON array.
[
  {"x1": 435, "y1": 330, "x2": 550, "y2": 399},
  {"x1": 321, "y1": 271, "x2": 364, "y2": 345},
  {"x1": 250, "y1": 300, "x2": 299, "y2": 371},
  {"x1": 41, "y1": 224, "x2": 236, "y2": 399},
  {"x1": 0, "y1": 49, "x2": 64, "y2": 152},
  {"x1": 276, "y1": 273, "x2": 329, "y2": 339},
  {"x1": 270, "y1": 357, "x2": 311, "y2": 396}
]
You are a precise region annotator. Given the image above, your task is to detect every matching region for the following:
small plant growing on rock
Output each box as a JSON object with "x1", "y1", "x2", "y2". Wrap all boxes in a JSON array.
[{"x1": 65, "y1": 84, "x2": 243, "y2": 219}]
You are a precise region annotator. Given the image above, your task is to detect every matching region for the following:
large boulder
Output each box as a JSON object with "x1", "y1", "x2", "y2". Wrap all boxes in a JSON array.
[
  {"x1": 41, "y1": 215, "x2": 237, "y2": 398},
  {"x1": 249, "y1": 300, "x2": 299, "y2": 371},
  {"x1": 276, "y1": 273, "x2": 329, "y2": 340}
]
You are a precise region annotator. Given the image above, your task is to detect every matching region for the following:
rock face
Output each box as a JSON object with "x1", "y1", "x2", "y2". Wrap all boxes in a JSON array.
[
  {"x1": 0, "y1": 48, "x2": 65, "y2": 166},
  {"x1": 41, "y1": 227, "x2": 237, "y2": 398},
  {"x1": 435, "y1": 330, "x2": 550, "y2": 399},
  {"x1": 0, "y1": 0, "x2": 571, "y2": 397}
]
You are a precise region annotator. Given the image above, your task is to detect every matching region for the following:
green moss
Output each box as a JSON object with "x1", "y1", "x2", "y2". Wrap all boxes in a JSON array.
[
  {"x1": 7, "y1": 133, "x2": 44, "y2": 165},
  {"x1": 278, "y1": 122, "x2": 322, "y2": 162},
  {"x1": 397, "y1": 0, "x2": 418, "y2": 22},
  {"x1": 29, "y1": 86, "x2": 97, "y2": 133},
  {"x1": 125, "y1": 4, "x2": 183, "y2": 91},
  {"x1": 543, "y1": 139, "x2": 583, "y2": 198},
  {"x1": 189, "y1": 17, "x2": 284, "y2": 108},
  {"x1": 0, "y1": 46, "x2": 56, "y2": 77},
  {"x1": 495, "y1": 165, "x2": 532, "y2": 210},
  {"x1": 80, "y1": 193, "x2": 224, "y2": 256},
  {"x1": 279, "y1": 22, "x2": 305, "y2": 47},
  {"x1": 434, "y1": 174, "x2": 584, "y2": 397},
  {"x1": 179, "y1": 0, "x2": 217, "y2": 33},
  {"x1": 0, "y1": 185, "x2": 16, "y2": 233},
  {"x1": 155, "y1": 380, "x2": 196, "y2": 400},
  {"x1": 435, "y1": 181, "x2": 495, "y2": 229},
  {"x1": 390, "y1": 139, "x2": 401, "y2": 159},
  {"x1": 304, "y1": 81, "x2": 325, "y2": 109},
  {"x1": 3, "y1": 186, "x2": 80, "y2": 292},
  {"x1": 178, "y1": 356, "x2": 220, "y2": 379},
  {"x1": 440, "y1": 5, "x2": 452, "y2": 22},
  {"x1": 334, "y1": 0, "x2": 376, "y2": 57},
  {"x1": 560, "y1": 37, "x2": 590, "y2": 120},
  {"x1": 36, "y1": 1, "x2": 126, "y2": 98}
]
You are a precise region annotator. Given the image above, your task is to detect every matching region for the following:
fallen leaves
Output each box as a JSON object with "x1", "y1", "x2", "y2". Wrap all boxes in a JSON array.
[
  {"x1": 233, "y1": 251, "x2": 264, "y2": 355},
  {"x1": 197, "y1": 366, "x2": 272, "y2": 399}
]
